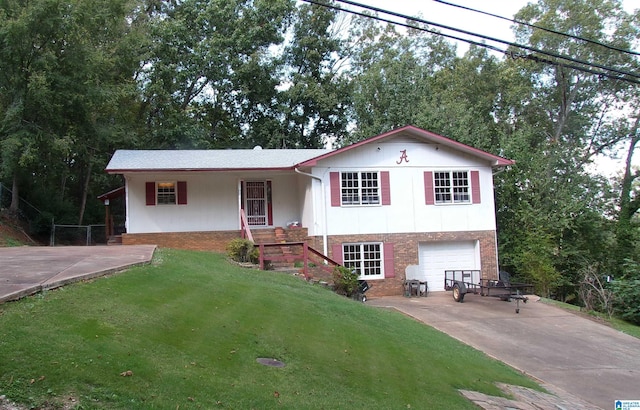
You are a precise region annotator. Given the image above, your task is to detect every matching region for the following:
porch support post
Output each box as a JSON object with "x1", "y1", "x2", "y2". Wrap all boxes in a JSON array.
[{"x1": 104, "y1": 200, "x2": 111, "y2": 242}]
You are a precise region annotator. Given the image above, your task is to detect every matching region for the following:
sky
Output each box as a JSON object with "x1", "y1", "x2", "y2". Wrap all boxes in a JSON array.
[{"x1": 351, "y1": 0, "x2": 640, "y2": 56}]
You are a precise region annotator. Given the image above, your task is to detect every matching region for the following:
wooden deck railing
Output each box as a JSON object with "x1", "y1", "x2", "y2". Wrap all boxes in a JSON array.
[
  {"x1": 257, "y1": 241, "x2": 340, "y2": 279},
  {"x1": 239, "y1": 209, "x2": 254, "y2": 242}
]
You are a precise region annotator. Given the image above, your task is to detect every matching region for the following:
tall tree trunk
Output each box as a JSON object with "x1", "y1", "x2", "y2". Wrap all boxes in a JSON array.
[
  {"x1": 9, "y1": 173, "x2": 19, "y2": 212},
  {"x1": 616, "y1": 115, "x2": 640, "y2": 272},
  {"x1": 77, "y1": 162, "x2": 93, "y2": 226}
]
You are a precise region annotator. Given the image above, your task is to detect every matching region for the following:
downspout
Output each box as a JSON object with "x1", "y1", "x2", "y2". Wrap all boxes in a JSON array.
[{"x1": 294, "y1": 167, "x2": 328, "y2": 256}]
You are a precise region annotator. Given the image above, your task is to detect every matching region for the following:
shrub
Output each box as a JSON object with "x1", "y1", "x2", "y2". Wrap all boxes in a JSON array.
[
  {"x1": 578, "y1": 265, "x2": 614, "y2": 318},
  {"x1": 611, "y1": 260, "x2": 640, "y2": 325},
  {"x1": 226, "y1": 238, "x2": 258, "y2": 263},
  {"x1": 612, "y1": 278, "x2": 640, "y2": 325},
  {"x1": 332, "y1": 266, "x2": 359, "y2": 297}
]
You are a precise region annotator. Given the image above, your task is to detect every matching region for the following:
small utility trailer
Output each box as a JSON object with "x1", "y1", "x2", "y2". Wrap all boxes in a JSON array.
[{"x1": 444, "y1": 270, "x2": 534, "y2": 313}]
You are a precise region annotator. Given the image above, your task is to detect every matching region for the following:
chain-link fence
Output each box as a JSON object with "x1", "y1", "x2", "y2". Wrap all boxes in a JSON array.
[{"x1": 50, "y1": 224, "x2": 107, "y2": 246}]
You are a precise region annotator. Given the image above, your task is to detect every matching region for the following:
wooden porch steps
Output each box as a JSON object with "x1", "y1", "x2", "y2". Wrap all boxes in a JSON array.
[
  {"x1": 107, "y1": 235, "x2": 122, "y2": 245},
  {"x1": 246, "y1": 227, "x2": 338, "y2": 282}
]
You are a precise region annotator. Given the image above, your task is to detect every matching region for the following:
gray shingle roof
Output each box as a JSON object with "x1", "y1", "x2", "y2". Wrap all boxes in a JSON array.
[{"x1": 105, "y1": 149, "x2": 331, "y2": 172}]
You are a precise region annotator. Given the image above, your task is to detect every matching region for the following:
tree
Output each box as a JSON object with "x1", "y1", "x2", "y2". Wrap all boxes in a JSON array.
[
  {"x1": 135, "y1": 0, "x2": 294, "y2": 149},
  {"x1": 495, "y1": 0, "x2": 639, "y2": 295},
  {"x1": 276, "y1": 1, "x2": 351, "y2": 148},
  {"x1": 347, "y1": 16, "x2": 456, "y2": 142},
  {"x1": 0, "y1": 0, "x2": 140, "y2": 224}
]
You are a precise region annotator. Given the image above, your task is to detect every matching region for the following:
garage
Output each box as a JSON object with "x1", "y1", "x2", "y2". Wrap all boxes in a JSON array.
[{"x1": 418, "y1": 241, "x2": 480, "y2": 291}]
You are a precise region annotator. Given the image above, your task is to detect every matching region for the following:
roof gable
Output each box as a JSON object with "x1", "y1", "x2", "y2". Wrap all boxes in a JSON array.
[{"x1": 295, "y1": 126, "x2": 514, "y2": 168}]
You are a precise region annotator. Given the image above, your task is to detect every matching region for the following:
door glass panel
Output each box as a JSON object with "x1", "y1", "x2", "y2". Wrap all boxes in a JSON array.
[{"x1": 245, "y1": 181, "x2": 267, "y2": 226}]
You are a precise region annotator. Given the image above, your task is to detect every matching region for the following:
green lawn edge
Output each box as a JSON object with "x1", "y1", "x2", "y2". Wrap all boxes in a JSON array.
[{"x1": 539, "y1": 297, "x2": 640, "y2": 339}]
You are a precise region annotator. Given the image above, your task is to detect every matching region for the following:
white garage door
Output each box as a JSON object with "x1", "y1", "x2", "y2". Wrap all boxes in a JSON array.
[{"x1": 418, "y1": 241, "x2": 479, "y2": 292}]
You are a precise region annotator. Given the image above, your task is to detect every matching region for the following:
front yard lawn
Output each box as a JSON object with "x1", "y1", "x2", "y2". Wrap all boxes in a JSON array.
[{"x1": 0, "y1": 249, "x2": 539, "y2": 409}]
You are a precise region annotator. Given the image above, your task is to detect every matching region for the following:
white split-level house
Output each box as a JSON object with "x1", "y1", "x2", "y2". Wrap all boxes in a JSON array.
[{"x1": 104, "y1": 125, "x2": 513, "y2": 296}]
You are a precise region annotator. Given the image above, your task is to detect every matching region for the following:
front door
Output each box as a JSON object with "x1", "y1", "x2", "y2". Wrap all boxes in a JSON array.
[{"x1": 244, "y1": 181, "x2": 272, "y2": 226}]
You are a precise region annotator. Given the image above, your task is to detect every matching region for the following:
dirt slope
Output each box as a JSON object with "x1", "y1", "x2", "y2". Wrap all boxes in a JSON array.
[{"x1": 0, "y1": 212, "x2": 36, "y2": 246}]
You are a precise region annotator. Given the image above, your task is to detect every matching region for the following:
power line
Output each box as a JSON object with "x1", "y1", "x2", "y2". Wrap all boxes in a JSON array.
[
  {"x1": 331, "y1": 0, "x2": 640, "y2": 81},
  {"x1": 434, "y1": 0, "x2": 640, "y2": 57},
  {"x1": 301, "y1": 0, "x2": 640, "y2": 84}
]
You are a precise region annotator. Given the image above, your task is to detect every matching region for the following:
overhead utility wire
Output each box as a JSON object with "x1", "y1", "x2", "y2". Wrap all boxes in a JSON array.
[
  {"x1": 332, "y1": 0, "x2": 640, "y2": 81},
  {"x1": 434, "y1": 0, "x2": 640, "y2": 57},
  {"x1": 301, "y1": 0, "x2": 640, "y2": 85}
]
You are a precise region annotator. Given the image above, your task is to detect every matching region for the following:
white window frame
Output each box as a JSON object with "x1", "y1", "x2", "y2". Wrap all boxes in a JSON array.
[
  {"x1": 434, "y1": 171, "x2": 470, "y2": 204},
  {"x1": 342, "y1": 242, "x2": 384, "y2": 280},
  {"x1": 341, "y1": 171, "x2": 380, "y2": 206},
  {"x1": 156, "y1": 181, "x2": 177, "y2": 205}
]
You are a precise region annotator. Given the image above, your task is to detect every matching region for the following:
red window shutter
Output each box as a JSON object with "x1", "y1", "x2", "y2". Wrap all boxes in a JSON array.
[
  {"x1": 471, "y1": 170, "x2": 481, "y2": 204},
  {"x1": 380, "y1": 171, "x2": 391, "y2": 205},
  {"x1": 330, "y1": 172, "x2": 341, "y2": 207},
  {"x1": 145, "y1": 182, "x2": 156, "y2": 206},
  {"x1": 177, "y1": 181, "x2": 187, "y2": 205},
  {"x1": 331, "y1": 243, "x2": 343, "y2": 264},
  {"x1": 267, "y1": 180, "x2": 273, "y2": 226},
  {"x1": 424, "y1": 172, "x2": 435, "y2": 205},
  {"x1": 383, "y1": 243, "x2": 395, "y2": 278}
]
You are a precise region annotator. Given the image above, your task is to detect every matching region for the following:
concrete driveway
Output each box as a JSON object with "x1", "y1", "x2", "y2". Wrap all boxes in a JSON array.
[
  {"x1": 0, "y1": 245, "x2": 156, "y2": 303},
  {"x1": 367, "y1": 293, "x2": 640, "y2": 410}
]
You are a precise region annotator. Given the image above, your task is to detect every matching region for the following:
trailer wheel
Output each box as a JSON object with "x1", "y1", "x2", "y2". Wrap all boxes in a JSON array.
[{"x1": 452, "y1": 284, "x2": 465, "y2": 302}]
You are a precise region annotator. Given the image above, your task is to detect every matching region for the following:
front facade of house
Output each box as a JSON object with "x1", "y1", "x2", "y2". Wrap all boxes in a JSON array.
[{"x1": 105, "y1": 126, "x2": 513, "y2": 296}]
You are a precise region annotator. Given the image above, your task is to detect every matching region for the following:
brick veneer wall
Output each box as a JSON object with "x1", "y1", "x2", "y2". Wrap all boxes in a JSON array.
[
  {"x1": 121, "y1": 227, "x2": 311, "y2": 252},
  {"x1": 122, "y1": 231, "x2": 240, "y2": 252},
  {"x1": 314, "y1": 230, "x2": 499, "y2": 297}
]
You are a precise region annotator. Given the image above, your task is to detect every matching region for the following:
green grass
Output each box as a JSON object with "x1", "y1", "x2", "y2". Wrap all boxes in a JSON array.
[
  {"x1": 0, "y1": 234, "x2": 24, "y2": 247},
  {"x1": 540, "y1": 298, "x2": 640, "y2": 339},
  {"x1": 0, "y1": 249, "x2": 539, "y2": 409}
]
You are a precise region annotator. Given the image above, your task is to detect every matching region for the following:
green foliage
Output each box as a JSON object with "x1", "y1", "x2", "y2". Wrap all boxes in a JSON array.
[
  {"x1": 0, "y1": 249, "x2": 539, "y2": 409},
  {"x1": 613, "y1": 260, "x2": 640, "y2": 324},
  {"x1": 332, "y1": 265, "x2": 359, "y2": 297},
  {"x1": 226, "y1": 238, "x2": 258, "y2": 263}
]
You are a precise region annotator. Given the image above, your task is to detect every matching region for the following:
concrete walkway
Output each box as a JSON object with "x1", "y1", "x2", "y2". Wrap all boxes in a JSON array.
[
  {"x1": 367, "y1": 293, "x2": 640, "y2": 410},
  {"x1": 0, "y1": 245, "x2": 156, "y2": 304}
]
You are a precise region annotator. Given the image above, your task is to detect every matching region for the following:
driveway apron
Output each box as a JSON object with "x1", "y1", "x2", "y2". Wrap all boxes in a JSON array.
[
  {"x1": 0, "y1": 245, "x2": 156, "y2": 303},
  {"x1": 367, "y1": 293, "x2": 640, "y2": 410}
]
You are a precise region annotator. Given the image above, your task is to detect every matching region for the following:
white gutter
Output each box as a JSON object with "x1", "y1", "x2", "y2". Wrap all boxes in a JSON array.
[{"x1": 294, "y1": 167, "x2": 328, "y2": 256}]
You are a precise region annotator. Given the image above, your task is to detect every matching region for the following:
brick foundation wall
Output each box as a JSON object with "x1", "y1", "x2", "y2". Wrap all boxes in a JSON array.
[
  {"x1": 121, "y1": 227, "x2": 311, "y2": 253},
  {"x1": 313, "y1": 230, "x2": 499, "y2": 297},
  {"x1": 122, "y1": 231, "x2": 239, "y2": 252}
]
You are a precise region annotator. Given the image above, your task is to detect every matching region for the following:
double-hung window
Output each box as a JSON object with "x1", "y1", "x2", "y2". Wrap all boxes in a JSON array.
[
  {"x1": 156, "y1": 182, "x2": 177, "y2": 205},
  {"x1": 342, "y1": 243, "x2": 383, "y2": 280},
  {"x1": 434, "y1": 171, "x2": 470, "y2": 204},
  {"x1": 341, "y1": 171, "x2": 380, "y2": 206},
  {"x1": 146, "y1": 181, "x2": 187, "y2": 206}
]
